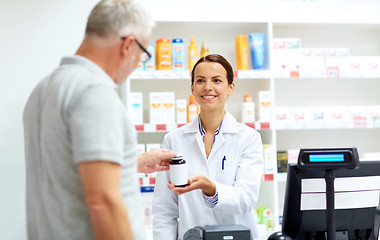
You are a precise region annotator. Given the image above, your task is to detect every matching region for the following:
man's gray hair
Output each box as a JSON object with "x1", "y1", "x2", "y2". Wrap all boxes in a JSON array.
[{"x1": 86, "y1": 0, "x2": 155, "y2": 42}]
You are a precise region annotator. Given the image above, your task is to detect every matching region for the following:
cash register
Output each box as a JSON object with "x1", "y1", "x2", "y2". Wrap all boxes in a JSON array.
[
  {"x1": 269, "y1": 147, "x2": 380, "y2": 240},
  {"x1": 183, "y1": 224, "x2": 251, "y2": 240}
]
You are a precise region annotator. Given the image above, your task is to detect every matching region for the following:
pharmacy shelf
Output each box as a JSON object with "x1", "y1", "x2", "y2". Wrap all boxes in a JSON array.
[
  {"x1": 130, "y1": 70, "x2": 380, "y2": 80},
  {"x1": 135, "y1": 123, "x2": 185, "y2": 133},
  {"x1": 129, "y1": 70, "x2": 272, "y2": 80},
  {"x1": 134, "y1": 122, "x2": 271, "y2": 133},
  {"x1": 119, "y1": 19, "x2": 380, "y2": 236},
  {"x1": 235, "y1": 70, "x2": 272, "y2": 79},
  {"x1": 139, "y1": 173, "x2": 275, "y2": 188},
  {"x1": 130, "y1": 70, "x2": 190, "y2": 79},
  {"x1": 276, "y1": 125, "x2": 380, "y2": 130},
  {"x1": 273, "y1": 71, "x2": 380, "y2": 79}
]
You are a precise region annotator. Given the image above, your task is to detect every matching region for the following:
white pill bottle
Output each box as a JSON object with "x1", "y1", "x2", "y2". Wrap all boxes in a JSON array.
[{"x1": 169, "y1": 154, "x2": 188, "y2": 187}]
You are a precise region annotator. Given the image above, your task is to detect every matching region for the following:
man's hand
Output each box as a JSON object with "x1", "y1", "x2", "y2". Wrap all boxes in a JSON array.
[
  {"x1": 167, "y1": 174, "x2": 216, "y2": 196},
  {"x1": 138, "y1": 149, "x2": 177, "y2": 174}
]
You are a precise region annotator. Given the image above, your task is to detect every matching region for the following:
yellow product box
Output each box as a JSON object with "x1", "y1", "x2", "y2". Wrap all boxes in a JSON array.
[
  {"x1": 258, "y1": 91, "x2": 272, "y2": 122},
  {"x1": 149, "y1": 92, "x2": 163, "y2": 124}
]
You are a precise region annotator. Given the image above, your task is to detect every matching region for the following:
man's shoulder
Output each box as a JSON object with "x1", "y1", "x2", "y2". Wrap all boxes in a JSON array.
[{"x1": 54, "y1": 60, "x2": 112, "y2": 96}]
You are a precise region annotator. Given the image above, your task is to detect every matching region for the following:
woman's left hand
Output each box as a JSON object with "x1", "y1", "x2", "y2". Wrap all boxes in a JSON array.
[{"x1": 167, "y1": 174, "x2": 216, "y2": 196}]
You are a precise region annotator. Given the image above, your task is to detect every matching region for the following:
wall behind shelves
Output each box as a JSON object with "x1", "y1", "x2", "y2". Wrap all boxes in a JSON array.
[
  {"x1": 141, "y1": 0, "x2": 380, "y2": 24},
  {"x1": 0, "y1": 1, "x2": 98, "y2": 239}
]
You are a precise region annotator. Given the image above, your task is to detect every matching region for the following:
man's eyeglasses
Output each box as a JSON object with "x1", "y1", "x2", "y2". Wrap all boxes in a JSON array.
[{"x1": 121, "y1": 36, "x2": 151, "y2": 63}]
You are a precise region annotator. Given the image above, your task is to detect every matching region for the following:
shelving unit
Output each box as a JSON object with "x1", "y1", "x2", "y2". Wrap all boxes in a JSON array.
[
  {"x1": 119, "y1": 19, "x2": 380, "y2": 239},
  {"x1": 133, "y1": 122, "x2": 270, "y2": 133},
  {"x1": 271, "y1": 22, "x2": 380, "y2": 233}
]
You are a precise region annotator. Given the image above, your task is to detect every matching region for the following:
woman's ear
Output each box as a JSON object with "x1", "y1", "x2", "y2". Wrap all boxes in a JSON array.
[{"x1": 228, "y1": 82, "x2": 235, "y2": 96}]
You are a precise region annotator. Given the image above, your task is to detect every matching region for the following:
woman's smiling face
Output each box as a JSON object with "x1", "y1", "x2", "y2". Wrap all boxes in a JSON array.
[{"x1": 191, "y1": 61, "x2": 234, "y2": 112}]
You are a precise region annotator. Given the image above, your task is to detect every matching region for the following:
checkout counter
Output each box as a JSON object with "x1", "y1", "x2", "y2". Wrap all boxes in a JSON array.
[{"x1": 184, "y1": 224, "x2": 251, "y2": 240}]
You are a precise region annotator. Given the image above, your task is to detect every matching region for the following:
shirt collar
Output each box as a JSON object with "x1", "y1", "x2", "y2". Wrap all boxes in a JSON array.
[
  {"x1": 184, "y1": 111, "x2": 239, "y2": 134},
  {"x1": 198, "y1": 112, "x2": 225, "y2": 139},
  {"x1": 60, "y1": 55, "x2": 117, "y2": 89}
]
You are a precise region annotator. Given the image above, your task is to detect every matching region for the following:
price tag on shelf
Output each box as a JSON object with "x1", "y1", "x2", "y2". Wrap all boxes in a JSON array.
[
  {"x1": 155, "y1": 124, "x2": 167, "y2": 131},
  {"x1": 140, "y1": 186, "x2": 154, "y2": 193},
  {"x1": 354, "y1": 117, "x2": 367, "y2": 128},
  {"x1": 260, "y1": 122, "x2": 270, "y2": 129},
  {"x1": 263, "y1": 174, "x2": 274, "y2": 182},
  {"x1": 326, "y1": 67, "x2": 339, "y2": 78},
  {"x1": 135, "y1": 124, "x2": 145, "y2": 132},
  {"x1": 290, "y1": 71, "x2": 299, "y2": 78},
  {"x1": 233, "y1": 70, "x2": 238, "y2": 79}
]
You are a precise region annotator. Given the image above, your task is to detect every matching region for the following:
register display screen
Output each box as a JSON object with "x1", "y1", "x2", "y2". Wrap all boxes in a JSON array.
[
  {"x1": 309, "y1": 154, "x2": 345, "y2": 163},
  {"x1": 298, "y1": 148, "x2": 359, "y2": 170}
]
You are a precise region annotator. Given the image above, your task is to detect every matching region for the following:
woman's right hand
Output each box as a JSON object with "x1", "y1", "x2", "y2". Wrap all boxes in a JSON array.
[{"x1": 167, "y1": 174, "x2": 216, "y2": 196}]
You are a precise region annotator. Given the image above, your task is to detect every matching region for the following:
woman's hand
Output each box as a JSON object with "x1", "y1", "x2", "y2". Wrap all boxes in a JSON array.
[{"x1": 167, "y1": 174, "x2": 216, "y2": 196}]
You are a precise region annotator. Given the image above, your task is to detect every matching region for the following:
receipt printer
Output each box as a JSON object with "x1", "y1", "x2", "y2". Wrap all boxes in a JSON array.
[{"x1": 183, "y1": 224, "x2": 251, "y2": 240}]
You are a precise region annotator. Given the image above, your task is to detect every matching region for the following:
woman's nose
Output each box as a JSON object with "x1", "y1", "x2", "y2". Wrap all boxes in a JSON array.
[{"x1": 203, "y1": 81, "x2": 212, "y2": 91}]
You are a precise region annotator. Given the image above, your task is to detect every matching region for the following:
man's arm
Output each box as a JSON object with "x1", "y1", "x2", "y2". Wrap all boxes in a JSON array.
[{"x1": 77, "y1": 161, "x2": 133, "y2": 240}]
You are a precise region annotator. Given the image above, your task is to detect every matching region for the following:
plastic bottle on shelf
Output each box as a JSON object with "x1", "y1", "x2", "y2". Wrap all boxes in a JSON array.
[
  {"x1": 156, "y1": 38, "x2": 171, "y2": 70},
  {"x1": 200, "y1": 41, "x2": 209, "y2": 57},
  {"x1": 241, "y1": 94, "x2": 255, "y2": 123},
  {"x1": 172, "y1": 38, "x2": 185, "y2": 70},
  {"x1": 144, "y1": 41, "x2": 155, "y2": 71},
  {"x1": 235, "y1": 35, "x2": 249, "y2": 70},
  {"x1": 188, "y1": 36, "x2": 199, "y2": 71},
  {"x1": 249, "y1": 33, "x2": 266, "y2": 70},
  {"x1": 135, "y1": 59, "x2": 144, "y2": 71},
  {"x1": 135, "y1": 62, "x2": 144, "y2": 71},
  {"x1": 187, "y1": 95, "x2": 199, "y2": 123}
]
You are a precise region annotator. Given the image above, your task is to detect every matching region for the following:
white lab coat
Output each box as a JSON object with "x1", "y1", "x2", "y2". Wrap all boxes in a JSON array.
[{"x1": 152, "y1": 112, "x2": 264, "y2": 240}]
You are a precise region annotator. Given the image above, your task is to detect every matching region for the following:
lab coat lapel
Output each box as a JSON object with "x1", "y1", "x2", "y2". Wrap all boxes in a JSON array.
[
  {"x1": 184, "y1": 116, "x2": 207, "y2": 161},
  {"x1": 195, "y1": 132, "x2": 207, "y2": 160},
  {"x1": 208, "y1": 133, "x2": 225, "y2": 160},
  {"x1": 208, "y1": 112, "x2": 238, "y2": 160}
]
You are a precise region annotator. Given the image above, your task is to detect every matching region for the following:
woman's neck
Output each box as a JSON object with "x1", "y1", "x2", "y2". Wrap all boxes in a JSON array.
[{"x1": 199, "y1": 108, "x2": 225, "y2": 133}]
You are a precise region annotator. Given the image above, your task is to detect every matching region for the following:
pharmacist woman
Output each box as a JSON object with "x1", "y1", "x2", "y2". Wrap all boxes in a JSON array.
[{"x1": 152, "y1": 54, "x2": 264, "y2": 240}]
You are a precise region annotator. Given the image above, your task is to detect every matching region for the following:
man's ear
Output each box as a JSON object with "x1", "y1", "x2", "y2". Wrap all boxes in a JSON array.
[{"x1": 120, "y1": 35, "x2": 135, "y2": 57}]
